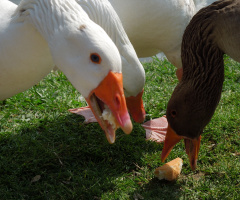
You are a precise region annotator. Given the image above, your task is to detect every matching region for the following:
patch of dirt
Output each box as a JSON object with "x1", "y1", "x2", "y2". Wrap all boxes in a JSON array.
[
  {"x1": 191, "y1": 172, "x2": 205, "y2": 181},
  {"x1": 178, "y1": 172, "x2": 205, "y2": 181}
]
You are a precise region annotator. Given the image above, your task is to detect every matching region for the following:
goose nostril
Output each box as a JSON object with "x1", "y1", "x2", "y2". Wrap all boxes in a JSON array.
[{"x1": 115, "y1": 95, "x2": 121, "y2": 108}]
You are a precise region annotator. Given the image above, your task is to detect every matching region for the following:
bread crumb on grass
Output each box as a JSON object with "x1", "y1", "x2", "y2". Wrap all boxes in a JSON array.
[{"x1": 154, "y1": 157, "x2": 183, "y2": 181}]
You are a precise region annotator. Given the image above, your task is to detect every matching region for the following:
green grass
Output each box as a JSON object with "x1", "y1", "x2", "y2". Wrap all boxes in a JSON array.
[{"x1": 0, "y1": 56, "x2": 239, "y2": 199}]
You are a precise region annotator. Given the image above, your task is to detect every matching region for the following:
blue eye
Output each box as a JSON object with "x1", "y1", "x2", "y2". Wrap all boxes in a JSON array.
[{"x1": 90, "y1": 53, "x2": 101, "y2": 64}]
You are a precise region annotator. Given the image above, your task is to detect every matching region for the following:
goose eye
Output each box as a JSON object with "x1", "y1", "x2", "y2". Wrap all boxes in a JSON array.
[
  {"x1": 90, "y1": 53, "x2": 101, "y2": 64},
  {"x1": 171, "y1": 110, "x2": 177, "y2": 118}
]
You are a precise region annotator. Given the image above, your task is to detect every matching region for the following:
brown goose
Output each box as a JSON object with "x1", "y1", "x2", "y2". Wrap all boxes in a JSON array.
[{"x1": 161, "y1": 0, "x2": 240, "y2": 170}]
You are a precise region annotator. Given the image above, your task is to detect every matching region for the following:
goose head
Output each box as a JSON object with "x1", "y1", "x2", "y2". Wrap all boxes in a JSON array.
[
  {"x1": 43, "y1": 3, "x2": 133, "y2": 143},
  {"x1": 161, "y1": 83, "x2": 215, "y2": 170}
]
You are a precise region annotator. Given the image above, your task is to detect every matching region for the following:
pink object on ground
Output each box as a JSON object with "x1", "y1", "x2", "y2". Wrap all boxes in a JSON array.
[
  {"x1": 68, "y1": 106, "x2": 98, "y2": 123},
  {"x1": 141, "y1": 116, "x2": 168, "y2": 143},
  {"x1": 69, "y1": 107, "x2": 168, "y2": 143}
]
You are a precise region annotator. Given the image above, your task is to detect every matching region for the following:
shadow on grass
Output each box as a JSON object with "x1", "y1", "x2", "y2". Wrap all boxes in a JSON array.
[
  {"x1": 132, "y1": 178, "x2": 182, "y2": 200},
  {"x1": 0, "y1": 113, "x2": 182, "y2": 199}
]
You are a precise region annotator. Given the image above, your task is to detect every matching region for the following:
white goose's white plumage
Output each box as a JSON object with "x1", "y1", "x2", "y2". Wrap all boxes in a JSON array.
[
  {"x1": 0, "y1": 0, "x2": 54, "y2": 100},
  {"x1": 108, "y1": 0, "x2": 195, "y2": 69},
  {"x1": 0, "y1": 0, "x2": 133, "y2": 143}
]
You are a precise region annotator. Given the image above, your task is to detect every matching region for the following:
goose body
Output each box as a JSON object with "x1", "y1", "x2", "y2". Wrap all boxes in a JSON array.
[
  {"x1": 0, "y1": 0, "x2": 53, "y2": 100},
  {"x1": 0, "y1": 0, "x2": 133, "y2": 143},
  {"x1": 109, "y1": 0, "x2": 217, "y2": 70},
  {"x1": 161, "y1": 0, "x2": 240, "y2": 170},
  {"x1": 109, "y1": 0, "x2": 195, "y2": 69}
]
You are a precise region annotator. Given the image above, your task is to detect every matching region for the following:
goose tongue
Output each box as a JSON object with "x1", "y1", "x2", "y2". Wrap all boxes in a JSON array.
[{"x1": 161, "y1": 125, "x2": 201, "y2": 170}]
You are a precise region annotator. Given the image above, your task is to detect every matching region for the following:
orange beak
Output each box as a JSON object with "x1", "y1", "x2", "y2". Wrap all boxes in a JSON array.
[
  {"x1": 125, "y1": 89, "x2": 146, "y2": 123},
  {"x1": 86, "y1": 71, "x2": 132, "y2": 144},
  {"x1": 161, "y1": 125, "x2": 201, "y2": 170},
  {"x1": 161, "y1": 125, "x2": 183, "y2": 163},
  {"x1": 184, "y1": 136, "x2": 201, "y2": 170}
]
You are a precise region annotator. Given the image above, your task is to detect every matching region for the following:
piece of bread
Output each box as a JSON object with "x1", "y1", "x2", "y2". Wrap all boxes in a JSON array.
[
  {"x1": 102, "y1": 105, "x2": 117, "y2": 129},
  {"x1": 154, "y1": 157, "x2": 183, "y2": 181}
]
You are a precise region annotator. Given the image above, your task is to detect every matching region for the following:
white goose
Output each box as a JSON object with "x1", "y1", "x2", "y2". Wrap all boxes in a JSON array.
[{"x1": 0, "y1": 0, "x2": 133, "y2": 143}]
